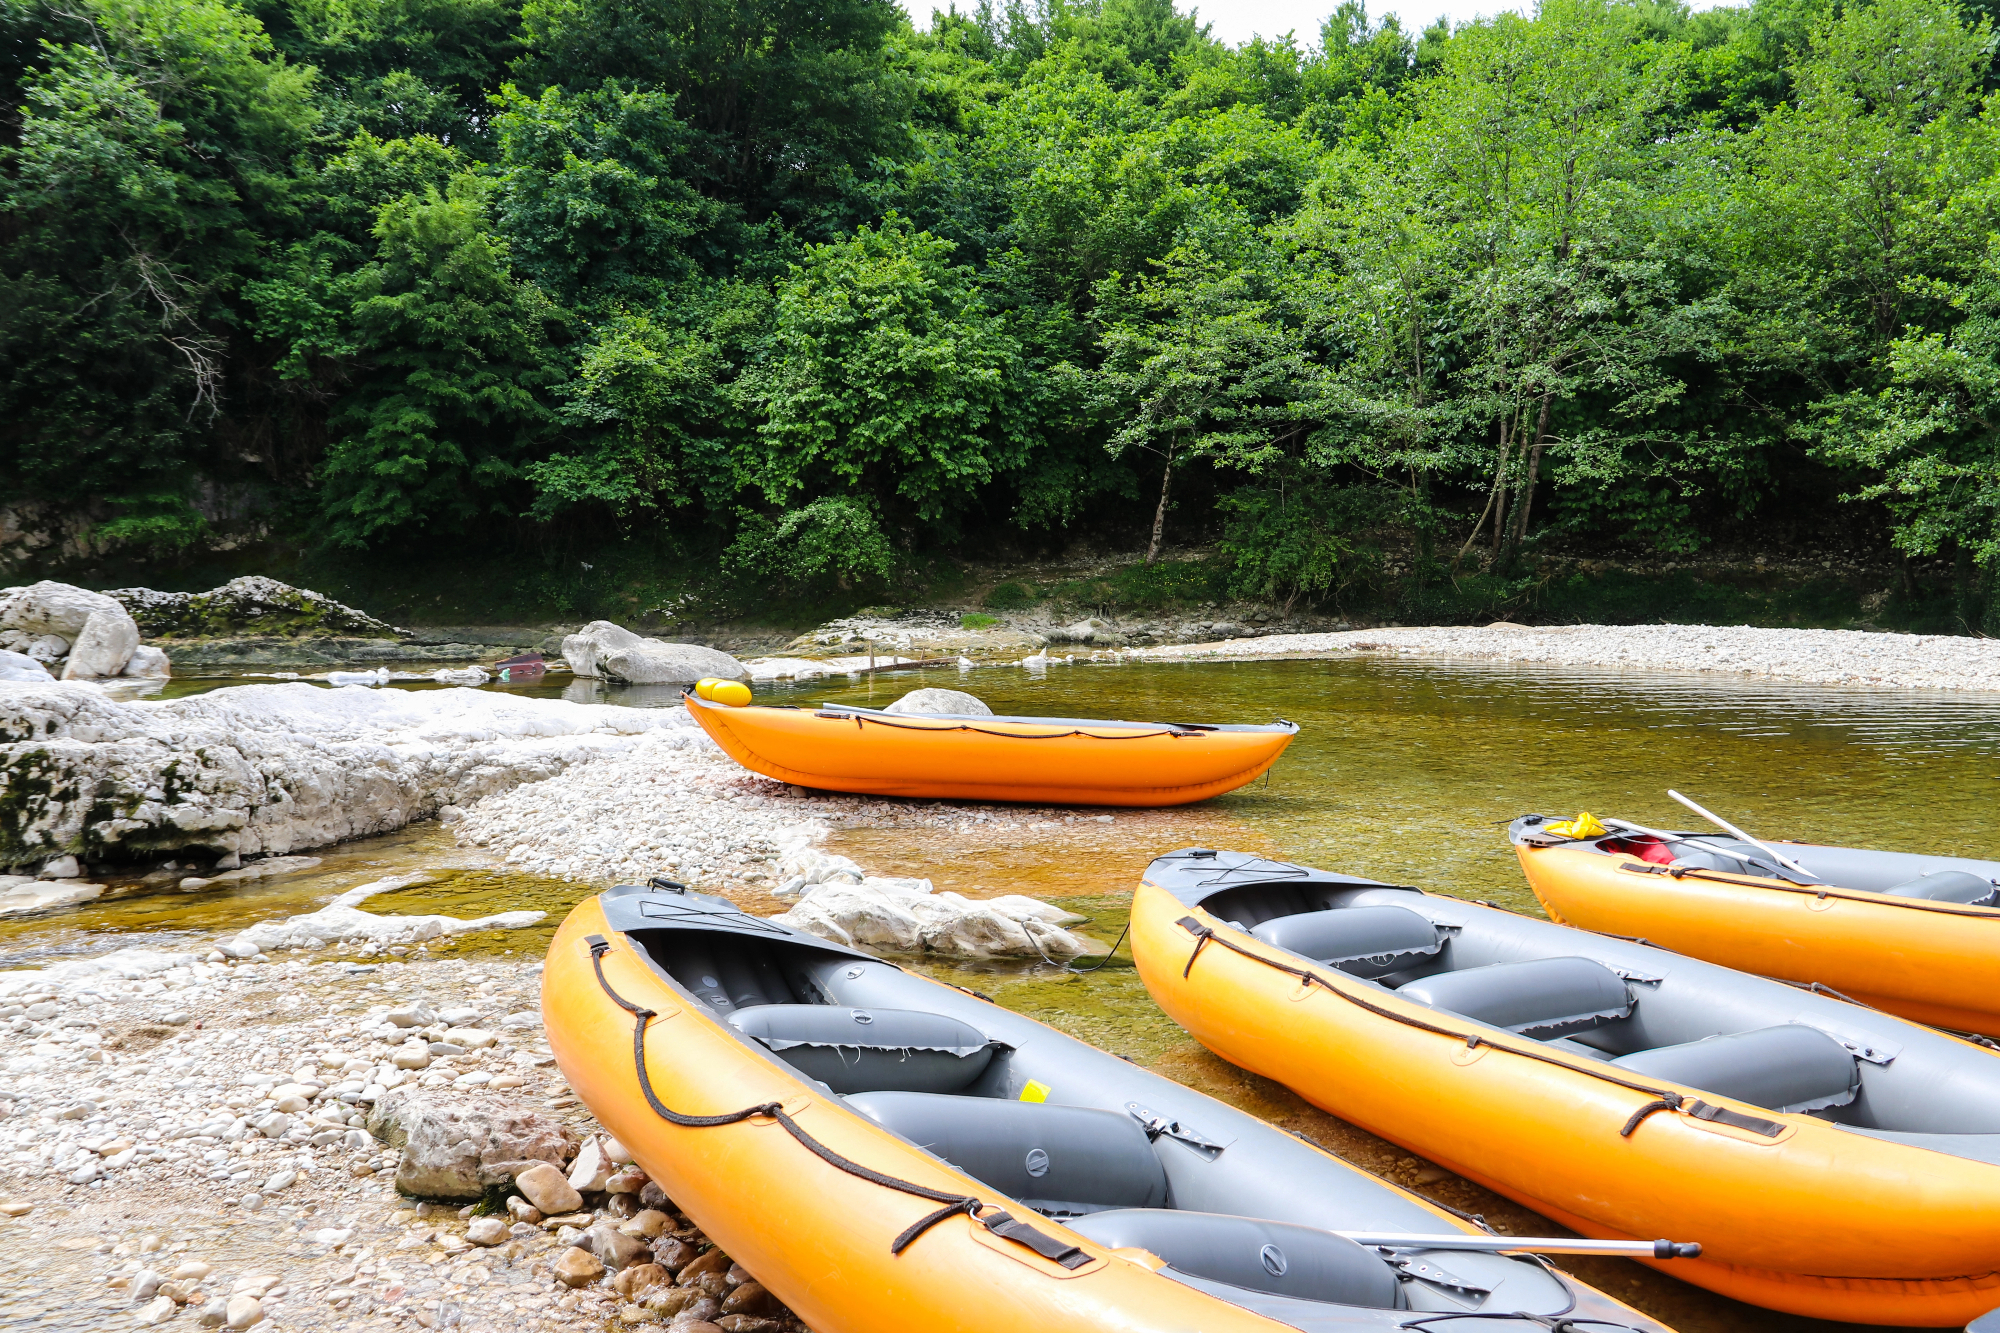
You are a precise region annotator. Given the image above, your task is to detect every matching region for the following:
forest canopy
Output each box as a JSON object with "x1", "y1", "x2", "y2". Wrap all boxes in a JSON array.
[{"x1": 6, "y1": 0, "x2": 2000, "y2": 614}]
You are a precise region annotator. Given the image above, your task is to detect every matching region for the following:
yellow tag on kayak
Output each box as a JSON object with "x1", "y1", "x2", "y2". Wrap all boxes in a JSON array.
[
  {"x1": 1545, "y1": 812, "x2": 1608, "y2": 840},
  {"x1": 1019, "y1": 1080, "x2": 1051, "y2": 1103}
]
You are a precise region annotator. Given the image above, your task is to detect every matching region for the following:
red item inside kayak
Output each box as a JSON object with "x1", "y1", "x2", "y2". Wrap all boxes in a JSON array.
[{"x1": 1603, "y1": 836, "x2": 1676, "y2": 865}]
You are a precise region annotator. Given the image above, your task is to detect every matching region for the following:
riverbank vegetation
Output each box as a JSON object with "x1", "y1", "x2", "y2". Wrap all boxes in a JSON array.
[{"x1": 6, "y1": 0, "x2": 2000, "y2": 630}]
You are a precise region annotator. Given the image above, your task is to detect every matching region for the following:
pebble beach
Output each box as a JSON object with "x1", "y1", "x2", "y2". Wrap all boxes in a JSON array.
[
  {"x1": 1133, "y1": 622, "x2": 2000, "y2": 693},
  {"x1": 0, "y1": 949, "x2": 805, "y2": 1333}
]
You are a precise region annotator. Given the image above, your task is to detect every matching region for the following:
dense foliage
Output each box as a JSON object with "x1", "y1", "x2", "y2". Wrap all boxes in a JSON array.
[{"x1": 6, "y1": 0, "x2": 2000, "y2": 619}]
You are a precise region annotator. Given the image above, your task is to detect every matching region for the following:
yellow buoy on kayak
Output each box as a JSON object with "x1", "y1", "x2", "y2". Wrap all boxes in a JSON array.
[
  {"x1": 711, "y1": 680, "x2": 752, "y2": 707},
  {"x1": 693, "y1": 678, "x2": 722, "y2": 700}
]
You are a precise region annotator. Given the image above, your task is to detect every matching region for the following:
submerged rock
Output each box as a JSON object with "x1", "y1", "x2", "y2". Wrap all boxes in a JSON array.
[
  {"x1": 563, "y1": 621, "x2": 746, "y2": 686},
  {"x1": 0, "y1": 877, "x2": 105, "y2": 916},
  {"x1": 224, "y1": 875, "x2": 544, "y2": 950}
]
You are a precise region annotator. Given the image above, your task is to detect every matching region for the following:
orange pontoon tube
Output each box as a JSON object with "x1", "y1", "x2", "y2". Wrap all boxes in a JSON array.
[
  {"x1": 1131, "y1": 847, "x2": 2000, "y2": 1326},
  {"x1": 542, "y1": 881, "x2": 1676, "y2": 1333},
  {"x1": 682, "y1": 691, "x2": 1296, "y2": 805},
  {"x1": 1510, "y1": 813, "x2": 2000, "y2": 1037}
]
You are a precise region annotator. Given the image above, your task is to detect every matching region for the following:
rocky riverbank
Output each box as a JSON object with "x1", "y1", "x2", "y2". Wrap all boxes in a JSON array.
[
  {"x1": 0, "y1": 684, "x2": 694, "y2": 872},
  {"x1": 0, "y1": 950, "x2": 808, "y2": 1333},
  {"x1": 1129, "y1": 622, "x2": 2000, "y2": 693}
]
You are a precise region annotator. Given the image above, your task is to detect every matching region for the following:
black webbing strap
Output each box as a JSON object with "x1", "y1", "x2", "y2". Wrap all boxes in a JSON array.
[
  {"x1": 583, "y1": 934, "x2": 1091, "y2": 1262},
  {"x1": 1173, "y1": 918, "x2": 1785, "y2": 1142},
  {"x1": 980, "y1": 1210, "x2": 1091, "y2": 1269},
  {"x1": 1684, "y1": 1099, "x2": 1786, "y2": 1138}
]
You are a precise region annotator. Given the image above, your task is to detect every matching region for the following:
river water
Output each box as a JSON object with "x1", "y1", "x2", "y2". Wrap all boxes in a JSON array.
[{"x1": 11, "y1": 657, "x2": 2000, "y2": 1333}]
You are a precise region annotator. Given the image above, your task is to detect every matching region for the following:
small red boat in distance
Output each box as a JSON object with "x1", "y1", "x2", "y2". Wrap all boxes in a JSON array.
[{"x1": 493, "y1": 650, "x2": 548, "y2": 683}]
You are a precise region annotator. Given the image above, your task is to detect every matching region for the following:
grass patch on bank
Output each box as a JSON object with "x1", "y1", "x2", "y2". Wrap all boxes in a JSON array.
[{"x1": 1044, "y1": 559, "x2": 1232, "y2": 613}]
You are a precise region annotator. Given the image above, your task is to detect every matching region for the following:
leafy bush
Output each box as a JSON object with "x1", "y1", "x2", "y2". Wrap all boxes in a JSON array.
[
  {"x1": 724, "y1": 496, "x2": 896, "y2": 593},
  {"x1": 1217, "y1": 482, "x2": 1403, "y2": 612},
  {"x1": 960, "y1": 612, "x2": 1000, "y2": 628},
  {"x1": 984, "y1": 581, "x2": 1037, "y2": 609}
]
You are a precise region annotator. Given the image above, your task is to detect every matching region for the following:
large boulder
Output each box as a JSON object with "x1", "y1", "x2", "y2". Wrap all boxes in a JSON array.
[
  {"x1": 105, "y1": 576, "x2": 407, "y2": 640},
  {"x1": 778, "y1": 879, "x2": 1094, "y2": 960},
  {"x1": 366, "y1": 1089, "x2": 580, "y2": 1199},
  {"x1": 0, "y1": 581, "x2": 125, "y2": 638},
  {"x1": 0, "y1": 681, "x2": 692, "y2": 868},
  {"x1": 563, "y1": 621, "x2": 746, "y2": 685},
  {"x1": 0, "y1": 581, "x2": 141, "y2": 677},
  {"x1": 882, "y1": 688, "x2": 991, "y2": 717},
  {"x1": 62, "y1": 610, "x2": 140, "y2": 680}
]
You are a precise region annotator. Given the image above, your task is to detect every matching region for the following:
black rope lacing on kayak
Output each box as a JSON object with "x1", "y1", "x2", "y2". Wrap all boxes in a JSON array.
[
  {"x1": 1401, "y1": 1315, "x2": 1647, "y2": 1332},
  {"x1": 1171, "y1": 917, "x2": 1783, "y2": 1140},
  {"x1": 812, "y1": 711, "x2": 1216, "y2": 741},
  {"x1": 1615, "y1": 860, "x2": 2000, "y2": 919},
  {"x1": 584, "y1": 933, "x2": 1092, "y2": 1266}
]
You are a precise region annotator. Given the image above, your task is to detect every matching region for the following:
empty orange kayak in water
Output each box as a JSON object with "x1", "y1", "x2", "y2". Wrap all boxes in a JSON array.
[
  {"x1": 1132, "y1": 848, "x2": 2000, "y2": 1326},
  {"x1": 1509, "y1": 814, "x2": 2000, "y2": 1036},
  {"x1": 682, "y1": 693, "x2": 1297, "y2": 805}
]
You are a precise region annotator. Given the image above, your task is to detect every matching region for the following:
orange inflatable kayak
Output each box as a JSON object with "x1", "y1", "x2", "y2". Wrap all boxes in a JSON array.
[
  {"x1": 542, "y1": 881, "x2": 1676, "y2": 1333},
  {"x1": 1510, "y1": 814, "x2": 2000, "y2": 1036},
  {"x1": 682, "y1": 691, "x2": 1296, "y2": 804},
  {"x1": 1131, "y1": 847, "x2": 2000, "y2": 1326}
]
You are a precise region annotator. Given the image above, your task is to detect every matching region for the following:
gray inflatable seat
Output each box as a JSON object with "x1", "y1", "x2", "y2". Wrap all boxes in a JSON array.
[
  {"x1": 1396, "y1": 957, "x2": 1633, "y2": 1038},
  {"x1": 1883, "y1": 870, "x2": 1998, "y2": 906},
  {"x1": 1250, "y1": 906, "x2": 1442, "y2": 979},
  {"x1": 1069, "y1": 1209, "x2": 1399, "y2": 1310},
  {"x1": 1611, "y1": 1025, "x2": 1859, "y2": 1114},
  {"x1": 730, "y1": 1005, "x2": 995, "y2": 1095},
  {"x1": 846, "y1": 1091, "x2": 1167, "y2": 1216}
]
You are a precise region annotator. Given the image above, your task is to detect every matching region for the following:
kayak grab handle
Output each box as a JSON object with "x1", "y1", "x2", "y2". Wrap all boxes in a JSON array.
[{"x1": 1339, "y1": 1233, "x2": 1700, "y2": 1259}]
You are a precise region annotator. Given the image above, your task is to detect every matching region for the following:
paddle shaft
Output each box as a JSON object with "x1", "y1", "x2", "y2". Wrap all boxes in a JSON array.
[
  {"x1": 1666, "y1": 790, "x2": 1818, "y2": 880},
  {"x1": 1339, "y1": 1232, "x2": 1700, "y2": 1259}
]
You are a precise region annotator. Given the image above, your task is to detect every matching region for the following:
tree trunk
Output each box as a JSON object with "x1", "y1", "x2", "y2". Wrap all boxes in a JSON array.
[
  {"x1": 1145, "y1": 445, "x2": 1176, "y2": 565},
  {"x1": 1490, "y1": 414, "x2": 1517, "y2": 560},
  {"x1": 1499, "y1": 393, "x2": 1553, "y2": 568},
  {"x1": 1455, "y1": 420, "x2": 1513, "y2": 572}
]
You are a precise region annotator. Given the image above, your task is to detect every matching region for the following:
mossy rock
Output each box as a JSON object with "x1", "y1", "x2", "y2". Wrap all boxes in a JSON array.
[{"x1": 107, "y1": 576, "x2": 408, "y2": 641}]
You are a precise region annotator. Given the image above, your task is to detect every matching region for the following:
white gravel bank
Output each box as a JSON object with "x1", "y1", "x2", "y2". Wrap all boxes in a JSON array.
[
  {"x1": 450, "y1": 708, "x2": 1044, "y2": 888},
  {"x1": 1132, "y1": 623, "x2": 2000, "y2": 693},
  {"x1": 0, "y1": 950, "x2": 813, "y2": 1333}
]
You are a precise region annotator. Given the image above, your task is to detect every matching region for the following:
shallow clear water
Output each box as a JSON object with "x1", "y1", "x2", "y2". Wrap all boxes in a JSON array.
[{"x1": 16, "y1": 658, "x2": 2000, "y2": 1332}]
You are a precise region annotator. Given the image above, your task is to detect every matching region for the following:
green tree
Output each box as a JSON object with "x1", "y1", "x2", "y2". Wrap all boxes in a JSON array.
[
  {"x1": 316, "y1": 176, "x2": 563, "y2": 545},
  {"x1": 517, "y1": 0, "x2": 913, "y2": 242},
  {"x1": 1769, "y1": 0, "x2": 2000, "y2": 620},
  {"x1": 741, "y1": 215, "x2": 1039, "y2": 540},
  {"x1": 1095, "y1": 244, "x2": 1315, "y2": 561},
  {"x1": 0, "y1": 0, "x2": 316, "y2": 507}
]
